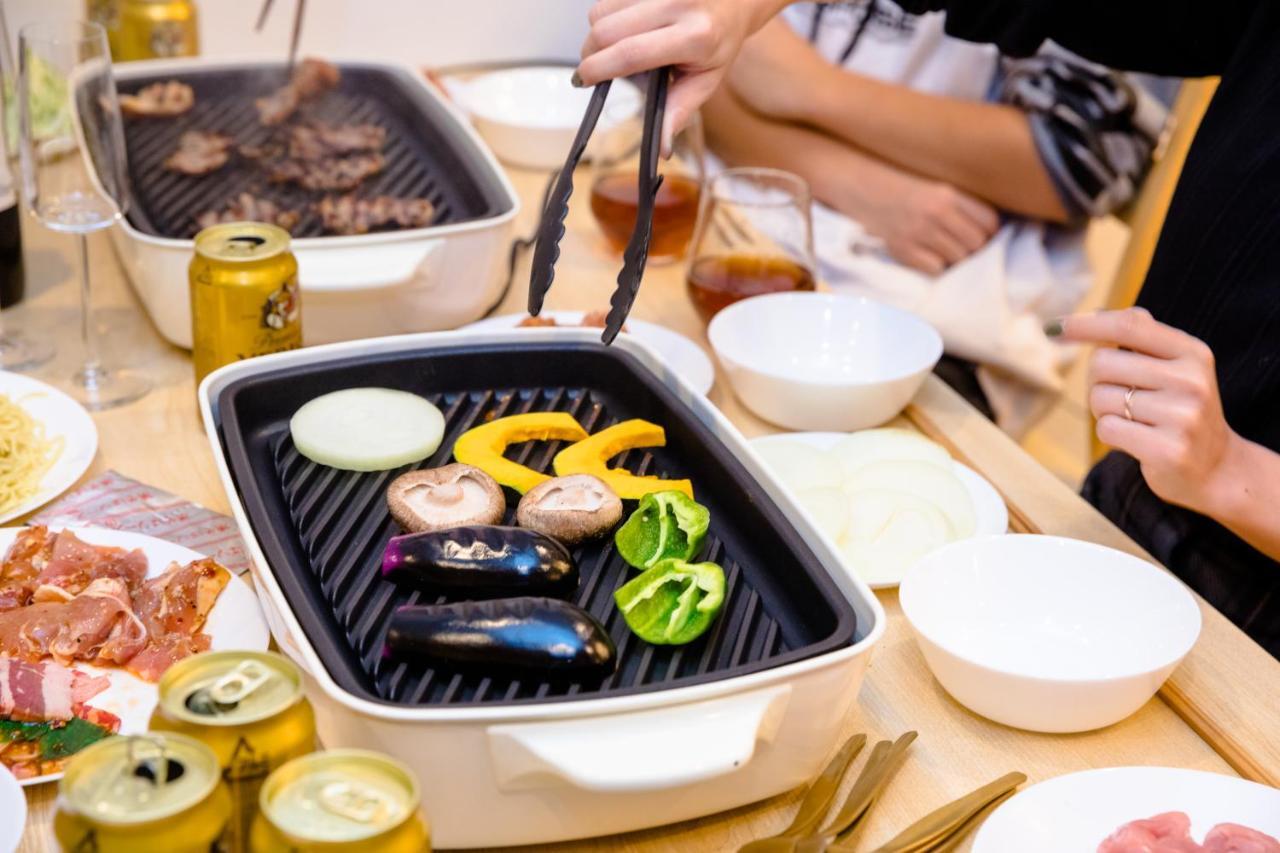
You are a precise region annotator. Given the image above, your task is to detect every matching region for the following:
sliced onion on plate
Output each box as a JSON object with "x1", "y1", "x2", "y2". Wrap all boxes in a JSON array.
[
  {"x1": 833, "y1": 428, "x2": 951, "y2": 477},
  {"x1": 844, "y1": 459, "x2": 976, "y2": 538}
]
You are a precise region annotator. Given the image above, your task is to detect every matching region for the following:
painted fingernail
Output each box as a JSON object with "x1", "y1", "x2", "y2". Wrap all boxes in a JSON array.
[
  {"x1": 1044, "y1": 319, "x2": 1064, "y2": 337},
  {"x1": 571, "y1": 70, "x2": 586, "y2": 88}
]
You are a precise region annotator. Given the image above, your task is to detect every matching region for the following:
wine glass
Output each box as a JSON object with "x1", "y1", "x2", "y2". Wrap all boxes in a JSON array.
[
  {"x1": 588, "y1": 104, "x2": 704, "y2": 264},
  {"x1": 17, "y1": 19, "x2": 148, "y2": 408},
  {"x1": 0, "y1": 4, "x2": 54, "y2": 371},
  {"x1": 685, "y1": 167, "x2": 817, "y2": 323}
]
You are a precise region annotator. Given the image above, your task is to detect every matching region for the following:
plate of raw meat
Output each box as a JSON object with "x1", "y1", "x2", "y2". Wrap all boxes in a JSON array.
[
  {"x1": 973, "y1": 766, "x2": 1280, "y2": 852},
  {"x1": 0, "y1": 525, "x2": 269, "y2": 785}
]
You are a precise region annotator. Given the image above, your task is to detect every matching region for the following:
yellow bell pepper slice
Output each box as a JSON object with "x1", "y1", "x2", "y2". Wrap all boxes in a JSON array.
[
  {"x1": 553, "y1": 419, "x2": 693, "y2": 500},
  {"x1": 453, "y1": 412, "x2": 588, "y2": 494}
]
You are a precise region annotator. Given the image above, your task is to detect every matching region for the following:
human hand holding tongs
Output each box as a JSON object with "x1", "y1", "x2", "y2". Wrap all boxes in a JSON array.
[
  {"x1": 254, "y1": 0, "x2": 307, "y2": 71},
  {"x1": 528, "y1": 69, "x2": 671, "y2": 344}
]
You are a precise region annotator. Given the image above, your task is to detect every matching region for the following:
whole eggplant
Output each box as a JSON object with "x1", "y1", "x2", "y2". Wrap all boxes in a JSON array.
[
  {"x1": 383, "y1": 597, "x2": 616, "y2": 678},
  {"x1": 381, "y1": 525, "x2": 578, "y2": 597}
]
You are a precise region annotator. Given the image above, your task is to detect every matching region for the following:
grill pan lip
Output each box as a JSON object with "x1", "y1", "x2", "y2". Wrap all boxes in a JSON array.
[
  {"x1": 108, "y1": 55, "x2": 519, "y2": 248},
  {"x1": 200, "y1": 330, "x2": 886, "y2": 724}
]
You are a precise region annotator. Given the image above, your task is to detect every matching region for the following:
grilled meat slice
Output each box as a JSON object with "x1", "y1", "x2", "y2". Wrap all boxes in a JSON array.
[
  {"x1": 196, "y1": 192, "x2": 302, "y2": 233},
  {"x1": 268, "y1": 152, "x2": 385, "y2": 192},
  {"x1": 315, "y1": 194, "x2": 435, "y2": 235},
  {"x1": 288, "y1": 123, "x2": 386, "y2": 161},
  {"x1": 164, "y1": 130, "x2": 234, "y2": 175},
  {"x1": 118, "y1": 80, "x2": 195, "y2": 118},
  {"x1": 255, "y1": 57, "x2": 341, "y2": 126}
]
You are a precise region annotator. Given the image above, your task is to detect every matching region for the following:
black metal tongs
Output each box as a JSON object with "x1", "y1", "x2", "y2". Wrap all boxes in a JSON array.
[
  {"x1": 528, "y1": 68, "x2": 671, "y2": 345},
  {"x1": 255, "y1": 0, "x2": 307, "y2": 70}
]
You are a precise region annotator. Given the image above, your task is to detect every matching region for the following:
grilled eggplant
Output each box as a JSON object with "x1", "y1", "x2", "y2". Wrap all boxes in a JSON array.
[
  {"x1": 383, "y1": 597, "x2": 617, "y2": 678},
  {"x1": 382, "y1": 525, "x2": 578, "y2": 597}
]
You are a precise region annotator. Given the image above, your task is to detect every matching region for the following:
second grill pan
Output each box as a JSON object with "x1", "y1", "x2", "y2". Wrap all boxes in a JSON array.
[{"x1": 215, "y1": 339, "x2": 857, "y2": 708}]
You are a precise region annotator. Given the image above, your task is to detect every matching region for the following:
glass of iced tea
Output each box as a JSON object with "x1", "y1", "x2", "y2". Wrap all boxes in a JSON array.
[
  {"x1": 588, "y1": 108, "x2": 704, "y2": 263},
  {"x1": 686, "y1": 168, "x2": 817, "y2": 323}
]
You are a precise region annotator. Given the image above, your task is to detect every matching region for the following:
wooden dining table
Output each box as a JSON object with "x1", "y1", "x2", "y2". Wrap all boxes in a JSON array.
[{"x1": 7, "y1": 160, "x2": 1280, "y2": 852}]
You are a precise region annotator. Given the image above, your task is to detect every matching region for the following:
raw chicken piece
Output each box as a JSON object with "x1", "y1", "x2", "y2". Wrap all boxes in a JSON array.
[
  {"x1": 1203, "y1": 824, "x2": 1280, "y2": 853},
  {"x1": 1099, "y1": 812, "x2": 1204, "y2": 852}
]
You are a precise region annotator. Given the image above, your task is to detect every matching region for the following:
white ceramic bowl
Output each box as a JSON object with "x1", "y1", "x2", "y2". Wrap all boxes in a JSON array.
[
  {"x1": 452, "y1": 66, "x2": 641, "y2": 169},
  {"x1": 707, "y1": 292, "x2": 942, "y2": 431},
  {"x1": 899, "y1": 534, "x2": 1201, "y2": 733}
]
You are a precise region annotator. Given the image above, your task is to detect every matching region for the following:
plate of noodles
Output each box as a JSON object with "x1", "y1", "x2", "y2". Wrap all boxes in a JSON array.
[{"x1": 0, "y1": 372, "x2": 97, "y2": 525}]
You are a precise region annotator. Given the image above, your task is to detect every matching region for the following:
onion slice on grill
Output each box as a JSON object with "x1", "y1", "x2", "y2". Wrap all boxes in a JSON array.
[{"x1": 290, "y1": 387, "x2": 445, "y2": 471}]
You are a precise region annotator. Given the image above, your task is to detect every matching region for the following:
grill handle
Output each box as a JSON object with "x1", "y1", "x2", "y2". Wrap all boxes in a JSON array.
[
  {"x1": 295, "y1": 240, "x2": 442, "y2": 291},
  {"x1": 486, "y1": 684, "x2": 791, "y2": 793}
]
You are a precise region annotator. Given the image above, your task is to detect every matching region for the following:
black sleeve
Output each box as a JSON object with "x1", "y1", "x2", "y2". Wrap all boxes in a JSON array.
[{"x1": 893, "y1": 0, "x2": 1250, "y2": 76}]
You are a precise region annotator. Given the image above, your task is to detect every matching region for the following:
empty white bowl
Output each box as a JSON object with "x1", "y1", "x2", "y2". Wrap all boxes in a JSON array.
[
  {"x1": 451, "y1": 66, "x2": 641, "y2": 169},
  {"x1": 707, "y1": 292, "x2": 942, "y2": 431},
  {"x1": 899, "y1": 534, "x2": 1202, "y2": 733}
]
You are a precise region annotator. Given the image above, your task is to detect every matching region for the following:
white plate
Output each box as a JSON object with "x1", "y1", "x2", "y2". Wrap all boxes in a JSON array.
[
  {"x1": 0, "y1": 526, "x2": 270, "y2": 786},
  {"x1": 750, "y1": 431, "x2": 1007, "y2": 589},
  {"x1": 973, "y1": 767, "x2": 1280, "y2": 852},
  {"x1": 0, "y1": 766, "x2": 24, "y2": 853},
  {"x1": 462, "y1": 311, "x2": 716, "y2": 396},
  {"x1": 0, "y1": 372, "x2": 98, "y2": 525}
]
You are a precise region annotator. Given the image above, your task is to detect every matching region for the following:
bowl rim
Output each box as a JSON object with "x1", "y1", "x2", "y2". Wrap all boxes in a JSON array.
[
  {"x1": 706, "y1": 291, "x2": 944, "y2": 387},
  {"x1": 898, "y1": 533, "x2": 1203, "y2": 684},
  {"x1": 460, "y1": 65, "x2": 642, "y2": 128}
]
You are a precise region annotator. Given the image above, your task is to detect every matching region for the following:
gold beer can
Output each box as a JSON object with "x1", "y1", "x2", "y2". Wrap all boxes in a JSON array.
[
  {"x1": 54, "y1": 733, "x2": 231, "y2": 852},
  {"x1": 250, "y1": 750, "x2": 431, "y2": 852},
  {"x1": 151, "y1": 650, "x2": 318, "y2": 852},
  {"x1": 107, "y1": 0, "x2": 199, "y2": 61},
  {"x1": 190, "y1": 222, "x2": 302, "y2": 387}
]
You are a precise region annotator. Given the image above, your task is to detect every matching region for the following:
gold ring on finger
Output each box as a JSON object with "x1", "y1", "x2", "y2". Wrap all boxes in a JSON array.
[{"x1": 1123, "y1": 386, "x2": 1136, "y2": 421}]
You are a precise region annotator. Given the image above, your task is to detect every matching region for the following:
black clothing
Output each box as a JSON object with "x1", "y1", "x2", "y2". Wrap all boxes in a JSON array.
[
  {"x1": 933, "y1": 356, "x2": 995, "y2": 421},
  {"x1": 898, "y1": 0, "x2": 1280, "y2": 654},
  {"x1": 1085, "y1": 453, "x2": 1280, "y2": 658}
]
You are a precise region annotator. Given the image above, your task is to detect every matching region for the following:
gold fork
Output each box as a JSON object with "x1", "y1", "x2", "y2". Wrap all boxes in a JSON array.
[{"x1": 737, "y1": 734, "x2": 868, "y2": 853}]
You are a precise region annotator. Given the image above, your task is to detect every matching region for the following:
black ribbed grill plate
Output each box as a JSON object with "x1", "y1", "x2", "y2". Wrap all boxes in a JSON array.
[
  {"x1": 216, "y1": 341, "x2": 857, "y2": 708},
  {"x1": 114, "y1": 62, "x2": 510, "y2": 239}
]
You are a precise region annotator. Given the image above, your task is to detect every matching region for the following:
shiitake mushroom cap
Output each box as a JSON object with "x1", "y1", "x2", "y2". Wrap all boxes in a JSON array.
[
  {"x1": 387, "y1": 463, "x2": 505, "y2": 533},
  {"x1": 516, "y1": 474, "x2": 623, "y2": 544}
]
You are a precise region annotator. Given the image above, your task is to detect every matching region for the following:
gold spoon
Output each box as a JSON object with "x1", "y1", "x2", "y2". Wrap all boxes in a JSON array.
[{"x1": 866, "y1": 771, "x2": 1027, "y2": 853}]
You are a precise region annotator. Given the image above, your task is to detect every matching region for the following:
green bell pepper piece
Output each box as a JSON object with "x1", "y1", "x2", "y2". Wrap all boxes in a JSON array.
[
  {"x1": 614, "y1": 490, "x2": 710, "y2": 570},
  {"x1": 614, "y1": 559, "x2": 726, "y2": 645}
]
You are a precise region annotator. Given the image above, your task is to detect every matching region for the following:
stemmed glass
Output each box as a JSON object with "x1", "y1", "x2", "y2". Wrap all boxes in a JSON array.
[
  {"x1": 685, "y1": 167, "x2": 817, "y2": 323},
  {"x1": 17, "y1": 19, "x2": 148, "y2": 408},
  {"x1": 0, "y1": 4, "x2": 54, "y2": 371}
]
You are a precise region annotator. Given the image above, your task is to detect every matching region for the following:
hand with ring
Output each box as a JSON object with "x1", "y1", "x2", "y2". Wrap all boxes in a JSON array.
[{"x1": 1051, "y1": 307, "x2": 1238, "y2": 515}]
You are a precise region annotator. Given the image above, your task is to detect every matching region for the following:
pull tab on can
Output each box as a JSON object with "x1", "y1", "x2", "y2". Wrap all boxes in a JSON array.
[
  {"x1": 208, "y1": 660, "x2": 274, "y2": 706},
  {"x1": 318, "y1": 780, "x2": 389, "y2": 825}
]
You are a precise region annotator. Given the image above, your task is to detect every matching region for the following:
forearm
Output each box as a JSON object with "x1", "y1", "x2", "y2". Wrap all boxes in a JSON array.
[
  {"x1": 1202, "y1": 435, "x2": 1280, "y2": 563},
  {"x1": 703, "y1": 85, "x2": 910, "y2": 226},
  {"x1": 798, "y1": 69, "x2": 1068, "y2": 222}
]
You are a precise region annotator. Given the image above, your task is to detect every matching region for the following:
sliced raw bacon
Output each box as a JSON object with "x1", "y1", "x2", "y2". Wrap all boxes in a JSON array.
[
  {"x1": 0, "y1": 526, "x2": 56, "y2": 611},
  {"x1": 127, "y1": 558, "x2": 229, "y2": 681},
  {"x1": 1203, "y1": 824, "x2": 1280, "y2": 853},
  {"x1": 31, "y1": 530, "x2": 148, "y2": 603},
  {"x1": 0, "y1": 657, "x2": 111, "y2": 722},
  {"x1": 0, "y1": 577, "x2": 147, "y2": 667}
]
